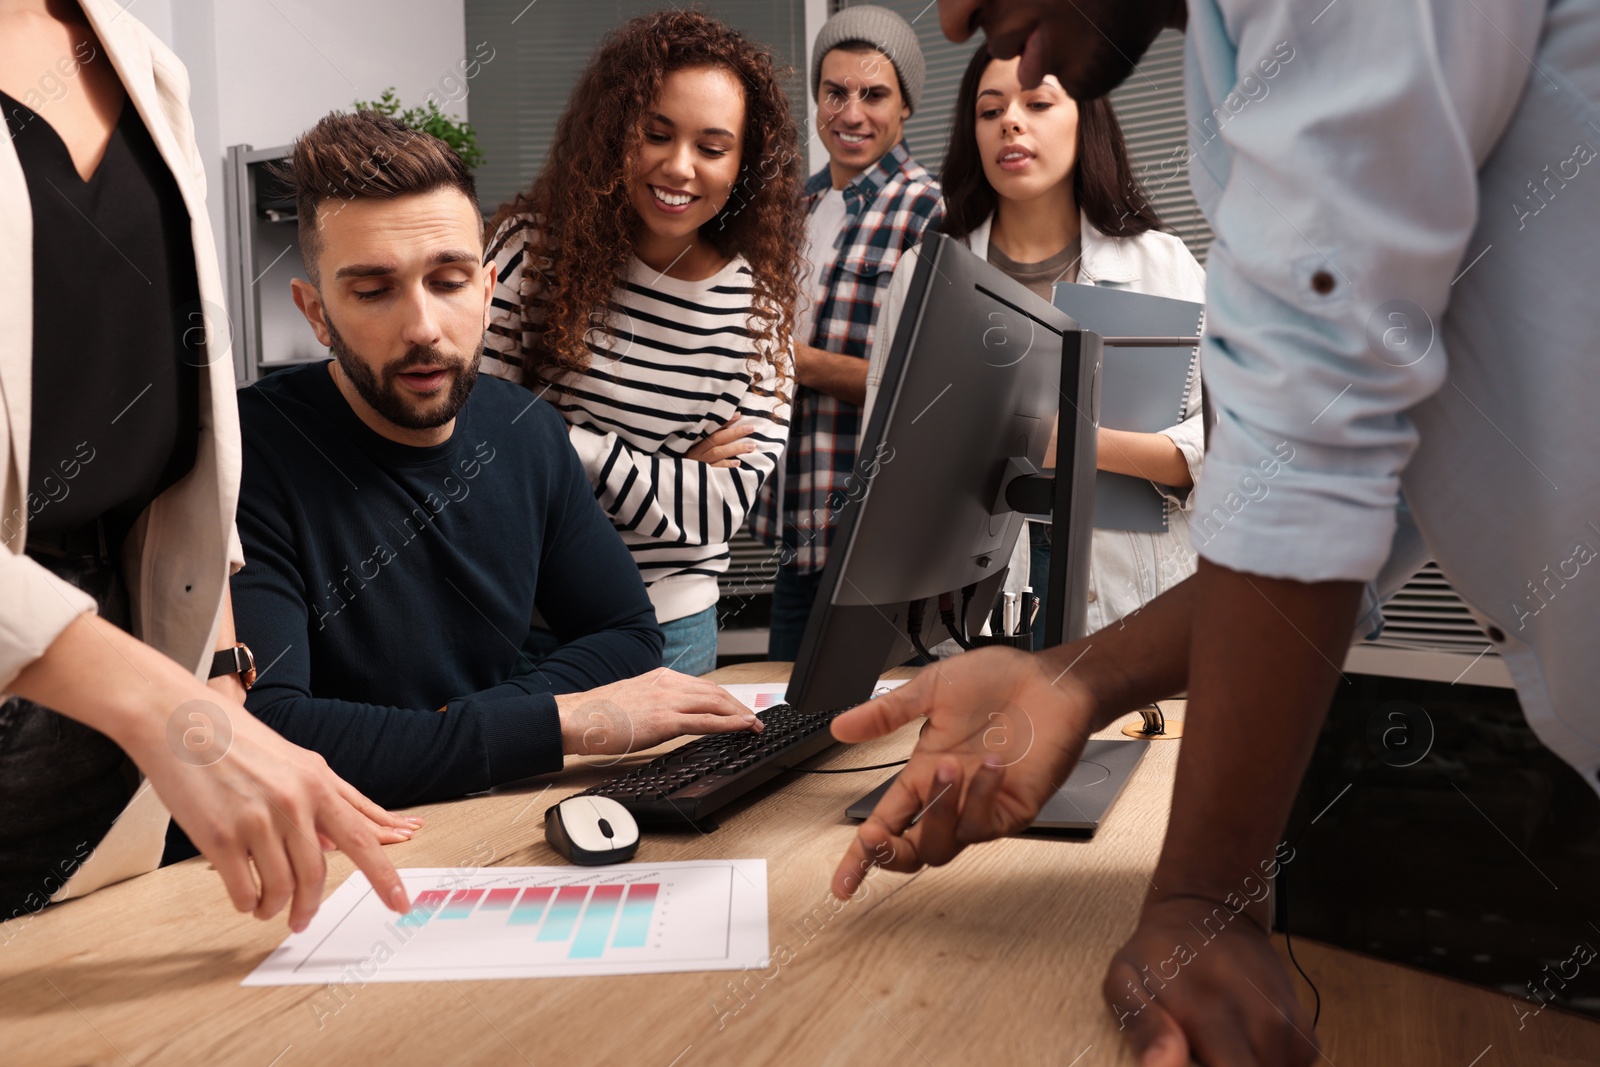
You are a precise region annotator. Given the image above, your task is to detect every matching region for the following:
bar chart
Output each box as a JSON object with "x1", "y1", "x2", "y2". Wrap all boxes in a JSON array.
[
  {"x1": 244, "y1": 861, "x2": 769, "y2": 985},
  {"x1": 395, "y1": 881, "x2": 663, "y2": 958}
]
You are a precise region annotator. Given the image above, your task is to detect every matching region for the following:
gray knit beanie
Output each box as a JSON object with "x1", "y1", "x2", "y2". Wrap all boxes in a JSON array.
[{"x1": 810, "y1": 5, "x2": 926, "y2": 114}]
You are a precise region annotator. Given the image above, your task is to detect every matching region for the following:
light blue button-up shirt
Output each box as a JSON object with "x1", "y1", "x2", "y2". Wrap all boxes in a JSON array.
[{"x1": 1182, "y1": 0, "x2": 1600, "y2": 788}]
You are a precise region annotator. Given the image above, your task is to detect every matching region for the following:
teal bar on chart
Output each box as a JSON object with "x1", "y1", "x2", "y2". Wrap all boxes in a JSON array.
[
  {"x1": 611, "y1": 883, "x2": 659, "y2": 949},
  {"x1": 509, "y1": 886, "x2": 554, "y2": 926},
  {"x1": 569, "y1": 885, "x2": 624, "y2": 959},
  {"x1": 536, "y1": 886, "x2": 589, "y2": 941}
]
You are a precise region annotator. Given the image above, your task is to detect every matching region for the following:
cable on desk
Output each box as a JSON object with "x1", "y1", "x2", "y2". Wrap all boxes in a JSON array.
[
  {"x1": 907, "y1": 598, "x2": 940, "y2": 662},
  {"x1": 1279, "y1": 855, "x2": 1322, "y2": 1028},
  {"x1": 939, "y1": 591, "x2": 971, "y2": 650},
  {"x1": 781, "y1": 758, "x2": 910, "y2": 774}
]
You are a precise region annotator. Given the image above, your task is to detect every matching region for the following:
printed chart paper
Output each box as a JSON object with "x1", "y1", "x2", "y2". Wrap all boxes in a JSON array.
[
  {"x1": 719, "y1": 677, "x2": 909, "y2": 713},
  {"x1": 243, "y1": 861, "x2": 768, "y2": 985}
]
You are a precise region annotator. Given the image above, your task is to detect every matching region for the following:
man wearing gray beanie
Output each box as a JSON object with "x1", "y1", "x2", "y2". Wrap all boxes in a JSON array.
[{"x1": 750, "y1": 5, "x2": 945, "y2": 659}]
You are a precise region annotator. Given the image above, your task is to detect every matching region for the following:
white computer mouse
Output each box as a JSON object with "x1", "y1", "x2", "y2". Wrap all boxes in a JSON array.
[{"x1": 544, "y1": 796, "x2": 641, "y2": 865}]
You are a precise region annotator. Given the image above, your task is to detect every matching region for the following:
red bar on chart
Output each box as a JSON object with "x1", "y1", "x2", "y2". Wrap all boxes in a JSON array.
[
  {"x1": 398, "y1": 889, "x2": 451, "y2": 929},
  {"x1": 480, "y1": 888, "x2": 520, "y2": 911}
]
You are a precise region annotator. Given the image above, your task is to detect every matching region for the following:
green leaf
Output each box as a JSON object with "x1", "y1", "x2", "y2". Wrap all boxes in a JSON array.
[{"x1": 350, "y1": 86, "x2": 483, "y2": 168}]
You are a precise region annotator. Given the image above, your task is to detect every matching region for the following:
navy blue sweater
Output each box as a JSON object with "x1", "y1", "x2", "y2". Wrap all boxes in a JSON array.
[{"x1": 231, "y1": 362, "x2": 663, "y2": 808}]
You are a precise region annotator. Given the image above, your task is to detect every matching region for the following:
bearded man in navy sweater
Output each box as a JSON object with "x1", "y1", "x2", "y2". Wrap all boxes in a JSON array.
[{"x1": 217, "y1": 111, "x2": 758, "y2": 821}]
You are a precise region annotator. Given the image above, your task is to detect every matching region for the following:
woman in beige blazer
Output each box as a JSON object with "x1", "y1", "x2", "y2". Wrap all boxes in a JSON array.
[{"x1": 1, "y1": 0, "x2": 415, "y2": 931}]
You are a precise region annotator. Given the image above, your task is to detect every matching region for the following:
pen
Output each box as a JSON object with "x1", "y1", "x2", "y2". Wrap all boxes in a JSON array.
[{"x1": 1003, "y1": 591, "x2": 1018, "y2": 636}]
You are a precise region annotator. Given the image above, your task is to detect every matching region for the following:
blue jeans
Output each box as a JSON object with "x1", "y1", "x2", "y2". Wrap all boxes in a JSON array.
[
  {"x1": 660, "y1": 606, "x2": 719, "y2": 677},
  {"x1": 768, "y1": 567, "x2": 826, "y2": 661}
]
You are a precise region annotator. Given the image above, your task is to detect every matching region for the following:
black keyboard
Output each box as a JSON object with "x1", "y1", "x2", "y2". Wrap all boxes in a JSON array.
[{"x1": 576, "y1": 702, "x2": 852, "y2": 827}]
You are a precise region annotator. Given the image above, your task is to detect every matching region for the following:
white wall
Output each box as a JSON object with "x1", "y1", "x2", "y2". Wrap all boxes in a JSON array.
[
  {"x1": 804, "y1": 0, "x2": 829, "y2": 176},
  {"x1": 136, "y1": 0, "x2": 467, "y2": 273}
]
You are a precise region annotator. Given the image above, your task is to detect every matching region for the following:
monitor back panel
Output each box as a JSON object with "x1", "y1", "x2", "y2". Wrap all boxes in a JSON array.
[
  {"x1": 791, "y1": 235, "x2": 1082, "y2": 714},
  {"x1": 831, "y1": 242, "x2": 1066, "y2": 609}
]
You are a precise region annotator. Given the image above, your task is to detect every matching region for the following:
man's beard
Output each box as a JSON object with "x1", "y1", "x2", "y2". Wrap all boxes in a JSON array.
[{"x1": 325, "y1": 316, "x2": 483, "y2": 432}]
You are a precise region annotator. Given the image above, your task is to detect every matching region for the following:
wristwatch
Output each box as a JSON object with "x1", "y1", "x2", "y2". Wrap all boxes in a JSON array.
[{"x1": 209, "y1": 642, "x2": 257, "y2": 691}]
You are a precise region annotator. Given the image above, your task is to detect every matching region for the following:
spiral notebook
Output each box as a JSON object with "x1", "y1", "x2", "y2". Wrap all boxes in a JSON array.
[{"x1": 1051, "y1": 284, "x2": 1204, "y2": 532}]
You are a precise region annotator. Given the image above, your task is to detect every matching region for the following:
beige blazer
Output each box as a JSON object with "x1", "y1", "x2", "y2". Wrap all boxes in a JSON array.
[{"x1": 0, "y1": 0, "x2": 244, "y2": 903}]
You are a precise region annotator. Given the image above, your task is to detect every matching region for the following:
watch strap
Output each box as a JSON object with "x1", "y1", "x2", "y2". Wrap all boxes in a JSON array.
[
  {"x1": 209, "y1": 646, "x2": 246, "y2": 679},
  {"x1": 209, "y1": 644, "x2": 256, "y2": 689}
]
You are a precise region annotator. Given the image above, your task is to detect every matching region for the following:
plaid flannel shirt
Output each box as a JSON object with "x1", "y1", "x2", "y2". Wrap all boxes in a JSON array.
[{"x1": 750, "y1": 142, "x2": 941, "y2": 573}]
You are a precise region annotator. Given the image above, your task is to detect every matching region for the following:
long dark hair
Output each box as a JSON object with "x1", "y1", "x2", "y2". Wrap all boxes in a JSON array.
[
  {"x1": 487, "y1": 10, "x2": 803, "y2": 389},
  {"x1": 940, "y1": 45, "x2": 1163, "y2": 241}
]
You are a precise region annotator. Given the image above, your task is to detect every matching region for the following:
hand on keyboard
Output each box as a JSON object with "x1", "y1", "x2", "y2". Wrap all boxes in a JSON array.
[{"x1": 555, "y1": 668, "x2": 760, "y2": 756}]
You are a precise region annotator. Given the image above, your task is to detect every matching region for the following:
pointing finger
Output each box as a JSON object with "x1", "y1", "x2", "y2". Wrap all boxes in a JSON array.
[{"x1": 831, "y1": 677, "x2": 929, "y2": 743}]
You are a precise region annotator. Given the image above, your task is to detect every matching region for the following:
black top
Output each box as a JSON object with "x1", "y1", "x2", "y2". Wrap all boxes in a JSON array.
[
  {"x1": 230, "y1": 363, "x2": 664, "y2": 808},
  {"x1": 1, "y1": 89, "x2": 200, "y2": 544}
]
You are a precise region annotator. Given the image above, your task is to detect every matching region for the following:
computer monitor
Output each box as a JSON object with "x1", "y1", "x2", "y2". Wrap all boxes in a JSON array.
[{"x1": 788, "y1": 231, "x2": 1102, "y2": 715}]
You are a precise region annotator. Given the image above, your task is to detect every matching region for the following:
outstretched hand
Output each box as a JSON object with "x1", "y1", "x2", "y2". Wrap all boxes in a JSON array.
[
  {"x1": 13, "y1": 613, "x2": 418, "y2": 934},
  {"x1": 828, "y1": 646, "x2": 1098, "y2": 899},
  {"x1": 142, "y1": 706, "x2": 422, "y2": 932}
]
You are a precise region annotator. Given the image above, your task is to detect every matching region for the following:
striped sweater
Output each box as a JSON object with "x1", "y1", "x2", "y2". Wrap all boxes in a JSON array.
[{"x1": 484, "y1": 217, "x2": 792, "y2": 623}]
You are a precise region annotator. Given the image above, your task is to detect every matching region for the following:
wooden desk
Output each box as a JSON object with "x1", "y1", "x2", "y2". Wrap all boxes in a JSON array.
[{"x1": 2, "y1": 663, "x2": 1597, "y2": 1066}]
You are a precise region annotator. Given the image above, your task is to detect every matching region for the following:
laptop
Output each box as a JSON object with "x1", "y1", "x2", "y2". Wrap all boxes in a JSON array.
[{"x1": 845, "y1": 738, "x2": 1149, "y2": 835}]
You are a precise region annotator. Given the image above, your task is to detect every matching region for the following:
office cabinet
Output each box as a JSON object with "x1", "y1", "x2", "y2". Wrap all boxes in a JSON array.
[{"x1": 222, "y1": 143, "x2": 327, "y2": 383}]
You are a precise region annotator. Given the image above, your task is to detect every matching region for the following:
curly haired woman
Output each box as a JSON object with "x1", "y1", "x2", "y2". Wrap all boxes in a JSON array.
[{"x1": 485, "y1": 10, "x2": 803, "y2": 676}]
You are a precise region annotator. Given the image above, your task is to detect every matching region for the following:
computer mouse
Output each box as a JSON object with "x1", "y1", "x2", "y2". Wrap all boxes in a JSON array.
[{"x1": 544, "y1": 796, "x2": 640, "y2": 865}]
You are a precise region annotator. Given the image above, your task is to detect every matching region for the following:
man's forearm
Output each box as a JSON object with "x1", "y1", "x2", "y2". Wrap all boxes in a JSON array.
[
  {"x1": 503, "y1": 621, "x2": 661, "y2": 697},
  {"x1": 1040, "y1": 576, "x2": 1196, "y2": 729},
  {"x1": 1153, "y1": 559, "x2": 1361, "y2": 909},
  {"x1": 252, "y1": 685, "x2": 563, "y2": 807},
  {"x1": 795, "y1": 343, "x2": 867, "y2": 406}
]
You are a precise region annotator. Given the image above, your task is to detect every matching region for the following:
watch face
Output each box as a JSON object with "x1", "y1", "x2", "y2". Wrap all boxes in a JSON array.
[{"x1": 238, "y1": 644, "x2": 257, "y2": 691}]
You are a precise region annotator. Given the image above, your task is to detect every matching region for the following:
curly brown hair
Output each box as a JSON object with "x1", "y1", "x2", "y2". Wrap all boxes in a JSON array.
[{"x1": 488, "y1": 9, "x2": 804, "y2": 391}]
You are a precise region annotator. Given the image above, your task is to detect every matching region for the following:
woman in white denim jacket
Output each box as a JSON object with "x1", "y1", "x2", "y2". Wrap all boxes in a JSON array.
[{"x1": 865, "y1": 46, "x2": 1206, "y2": 640}]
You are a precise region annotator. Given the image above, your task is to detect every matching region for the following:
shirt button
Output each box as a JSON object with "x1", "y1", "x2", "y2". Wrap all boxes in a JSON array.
[
  {"x1": 1087, "y1": 590, "x2": 1098, "y2": 603},
  {"x1": 1311, "y1": 270, "x2": 1337, "y2": 295}
]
